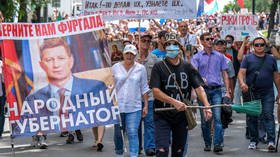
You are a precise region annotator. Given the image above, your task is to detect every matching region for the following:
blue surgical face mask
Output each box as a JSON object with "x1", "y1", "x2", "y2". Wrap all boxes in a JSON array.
[
  {"x1": 166, "y1": 44, "x2": 180, "y2": 59},
  {"x1": 226, "y1": 43, "x2": 232, "y2": 48}
]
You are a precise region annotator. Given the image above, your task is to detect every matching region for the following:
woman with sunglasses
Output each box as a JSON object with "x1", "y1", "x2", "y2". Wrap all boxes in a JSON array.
[{"x1": 238, "y1": 37, "x2": 280, "y2": 152}]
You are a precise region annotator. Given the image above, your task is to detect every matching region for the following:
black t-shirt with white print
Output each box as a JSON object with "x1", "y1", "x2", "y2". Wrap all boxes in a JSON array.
[{"x1": 150, "y1": 58, "x2": 204, "y2": 118}]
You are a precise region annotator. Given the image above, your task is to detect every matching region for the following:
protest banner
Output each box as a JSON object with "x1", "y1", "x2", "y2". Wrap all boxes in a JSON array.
[
  {"x1": 0, "y1": 15, "x2": 104, "y2": 40},
  {"x1": 82, "y1": 0, "x2": 197, "y2": 21},
  {"x1": 220, "y1": 14, "x2": 259, "y2": 41},
  {"x1": 0, "y1": 15, "x2": 119, "y2": 137}
]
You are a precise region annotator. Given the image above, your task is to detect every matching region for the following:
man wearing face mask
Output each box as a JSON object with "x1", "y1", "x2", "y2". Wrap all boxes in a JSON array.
[{"x1": 150, "y1": 32, "x2": 212, "y2": 157}]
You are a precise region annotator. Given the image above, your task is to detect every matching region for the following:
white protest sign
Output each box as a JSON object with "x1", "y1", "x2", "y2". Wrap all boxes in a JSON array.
[
  {"x1": 220, "y1": 14, "x2": 259, "y2": 41},
  {"x1": 82, "y1": 0, "x2": 197, "y2": 21}
]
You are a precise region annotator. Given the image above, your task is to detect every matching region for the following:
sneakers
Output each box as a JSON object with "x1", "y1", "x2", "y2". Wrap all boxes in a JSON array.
[
  {"x1": 145, "y1": 149, "x2": 156, "y2": 156},
  {"x1": 213, "y1": 145, "x2": 223, "y2": 152},
  {"x1": 66, "y1": 133, "x2": 75, "y2": 144},
  {"x1": 204, "y1": 145, "x2": 211, "y2": 151},
  {"x1": 32, "y1": 135, "x2": 48, "y2": 149},
  {"x1": 32, "y1": 136, "x2": 39, "y2": 147},
  {"x1": 248, "y1": 142, "x2": 257, "y2": 150},
  {"x1": 39, "y1": 136, "x2": 48, "y2": 149},
  {"x1": 267, "y1": 142, "x2": 276, "y2": 152}
]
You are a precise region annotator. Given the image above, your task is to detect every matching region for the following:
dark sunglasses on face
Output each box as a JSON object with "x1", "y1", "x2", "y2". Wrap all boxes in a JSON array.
[
  {"x1": 141, "y1": 39, "x2": 151, "y2": 43},
  {"x1": 205, "y1": 38, "x2": 214, "y2": 41},
  {"x1": 165, "y1": 42, "x2": 179, "y2": 46},
  {"x1": 216, "y1": 43, "x2": 226, "y2": 46},
  {"x1": 179, "y1": 25, "x2": 188, "y2": 28},
  {"x1": 226, "y1": 40, "x2": 233, "y2": 44},
  {"x1": 254, "y1": 43, "x2": 266, "y2": 47}
]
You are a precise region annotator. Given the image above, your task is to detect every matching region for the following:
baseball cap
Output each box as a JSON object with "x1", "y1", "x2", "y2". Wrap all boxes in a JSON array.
[
  {"x1": 164, "y1": 32, "x2": 180, "y2": 45},
  {"x1": 214, "y1": 39, "x2": 226, "y2": 45},
  {"x1": 122, "y1": 38, "x2": 132, "y2": 44},
  {"x1": 123, "y1": 44, "x2": 138, "y2": 55}
]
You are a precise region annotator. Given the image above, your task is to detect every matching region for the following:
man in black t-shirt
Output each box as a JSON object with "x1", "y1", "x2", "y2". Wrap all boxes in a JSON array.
[{"x1": 150, "y1": 33, "x2": 212, "y2": 157}]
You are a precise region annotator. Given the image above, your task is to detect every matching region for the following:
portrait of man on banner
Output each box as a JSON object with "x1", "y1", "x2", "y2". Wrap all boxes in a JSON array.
[{"x1": 4, "y1": 31, "x2": 118, "y2": 137}]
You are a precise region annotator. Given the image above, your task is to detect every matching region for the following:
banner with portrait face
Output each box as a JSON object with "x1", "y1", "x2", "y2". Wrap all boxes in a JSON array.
[{"x1": 0, "y1": 15, "x2": 119, "y2": 137}]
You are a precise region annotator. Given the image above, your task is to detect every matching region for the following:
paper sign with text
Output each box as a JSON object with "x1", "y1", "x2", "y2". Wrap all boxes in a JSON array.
[
  {"x1": 82, "y1": 0, "x2": 197, "y2": 21},
  {"x1": 220, "y1": 14, "x2": 259, "y2": 41}
]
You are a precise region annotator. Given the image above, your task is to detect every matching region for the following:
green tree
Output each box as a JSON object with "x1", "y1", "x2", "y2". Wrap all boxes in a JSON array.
[
  {"x1": 223, "y1": 1, "x2": 241, "y2": 13},
  {"x1": 268, "y1": 0, "x2": 279, "y2": 38},
  {"x1": 244, "y1": 0, "x2": 272, "y2": 13},
  {"x1": 0, "y1": 0, "x2": 50, "y2": 22},
  {"x1": 0, "y1": 0, "x2": 17, "y2": 22}
]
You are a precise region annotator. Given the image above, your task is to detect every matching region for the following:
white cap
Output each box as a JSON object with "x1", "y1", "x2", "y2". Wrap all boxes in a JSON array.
[{"x1": 123, "y1": 44, "x2": 138, "y2": 55}]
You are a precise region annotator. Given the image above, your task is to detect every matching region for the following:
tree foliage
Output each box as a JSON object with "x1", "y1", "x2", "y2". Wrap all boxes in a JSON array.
[
  {"x1": 223, "y1": 1, "x2": 241, "y2": 13},
  {"x1": 223, "y1": 0, "x2": 273, "y2": 13},
  {"x1": 0, "y1": 0, "x2": 50, "y2": 22},
  {"x1": 244, "y1": 0, "x2": 272, "y2": 13}
]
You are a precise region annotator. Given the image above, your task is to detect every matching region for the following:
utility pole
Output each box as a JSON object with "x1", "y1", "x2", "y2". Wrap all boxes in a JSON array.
[{"x1": 252, "y1": 0, "x2": 256, "y2": 14}]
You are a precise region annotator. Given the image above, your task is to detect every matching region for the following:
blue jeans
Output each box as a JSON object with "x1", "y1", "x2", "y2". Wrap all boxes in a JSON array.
[
  {"x1": 183, "y1": 133, "x2": 188, "y2": 157},
  {"x1": 247, "y1": 90, "x2": 275, "y2": 144},
  {"x1": 114, "y1": 111, "x2": 142, "y2": 157},
  {"x1": 140, "y1": 101, "x2": 155, "y2": 151},
  {"x1": 138, "y1": 101, "x2": 156, "y2": 152},
  {"x1": 199, "y1": 88, "x2": 223, "y2": 146}
]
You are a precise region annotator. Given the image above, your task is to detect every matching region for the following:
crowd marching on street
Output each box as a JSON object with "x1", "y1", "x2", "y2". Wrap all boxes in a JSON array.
[{"x1": 1, "y1": 4, "x2": 280, "y2": 157}]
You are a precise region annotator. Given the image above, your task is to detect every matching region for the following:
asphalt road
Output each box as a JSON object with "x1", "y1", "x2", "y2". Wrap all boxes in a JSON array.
[{"x1": 0, "y1": 111, "x2": 280, "y2": 157}]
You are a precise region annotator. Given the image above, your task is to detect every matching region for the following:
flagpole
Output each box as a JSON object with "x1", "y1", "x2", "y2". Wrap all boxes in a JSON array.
[{"x1": 138, "y1": 19, "x2": 141, "y2": 57}]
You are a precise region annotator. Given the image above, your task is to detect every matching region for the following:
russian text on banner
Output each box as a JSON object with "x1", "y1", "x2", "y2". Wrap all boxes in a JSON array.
[
  {"x1": 1, "y1": 14, "x2": 119, "y2": 137},
  {"x1": 82, "y1": 0, "x2": 197, "y2": 21},
  {"x1": 220, "y1": 14, "x2": 259, "y2": 41}
]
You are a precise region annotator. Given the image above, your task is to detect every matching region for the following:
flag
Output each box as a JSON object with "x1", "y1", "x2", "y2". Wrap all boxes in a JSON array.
[
  {"x1": 22, "y1": 40, "x2": 34, "y2": 92},
  {"x1": 197, "y1": 0, "x2": 205, "y2": 17},
  {"x1": 204, "y1": 0, "x2": 219, "y2": 15},
  {"x1": 2, "y1": 40, "x2": 30, "y2": 120},
  {"x1": 237, "y1": 0, "x2": 244, "y2": 8}
]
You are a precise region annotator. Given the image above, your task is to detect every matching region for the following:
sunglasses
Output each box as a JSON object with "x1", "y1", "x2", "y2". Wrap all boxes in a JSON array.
[
  {"x1": 226, "y1": 40, "x2": 233, "y2": 44},
  {"x1": 141, "y1": 39, "x2": 151, "y2": 43},
  {"x1": 254, "y1": 43, "x2": 265, "y2": 47},
  {"x1": 205, "y1": 38, "x2": 214, "y2": 41},
  {"x1": 179, "y1": 25, "x2": 188, "y2": 28},
  {"x1": 165, "y1": 42, "x2": 179, "y2": 46}
]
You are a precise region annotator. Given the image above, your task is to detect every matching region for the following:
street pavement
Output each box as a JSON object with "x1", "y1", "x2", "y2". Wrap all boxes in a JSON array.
[{"x1": 0, "y1": 112, "x2": 280, "y2": 157}]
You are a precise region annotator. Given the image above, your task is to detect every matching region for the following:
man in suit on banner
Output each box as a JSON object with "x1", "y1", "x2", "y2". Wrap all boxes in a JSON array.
[{"x1": 16, "y1": 38, "x2": 110, "y2": 148}]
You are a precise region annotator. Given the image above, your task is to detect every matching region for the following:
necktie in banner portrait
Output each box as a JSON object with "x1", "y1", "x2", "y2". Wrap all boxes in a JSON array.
[{"x1": 58, "y1": 88, "x2": 68, "y2": 132}]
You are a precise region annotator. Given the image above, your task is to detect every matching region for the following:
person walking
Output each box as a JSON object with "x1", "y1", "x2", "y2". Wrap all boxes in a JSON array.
[
  {"x1": 150, "y1": 32, "x2": 212, "y2": 157},
  {"x1": 112, "y1": 44, "x2": 149, "y2": 157},
  {"x1": 238, "y1": 37, "x2": 280, "y2": 152},
  {"x1": 191, "y1": 32, "x2": 230, "y2": 153}
]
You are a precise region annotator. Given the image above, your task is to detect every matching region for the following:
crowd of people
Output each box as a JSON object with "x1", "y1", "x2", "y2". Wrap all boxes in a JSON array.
[{"x1": 1, "y1": 9, "x2": 280, "y2": 157}]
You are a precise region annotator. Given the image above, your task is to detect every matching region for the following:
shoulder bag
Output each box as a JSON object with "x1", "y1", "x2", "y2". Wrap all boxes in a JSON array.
[{"x1": 162, "y1": 60, "x2": 197, "y2": 130}]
